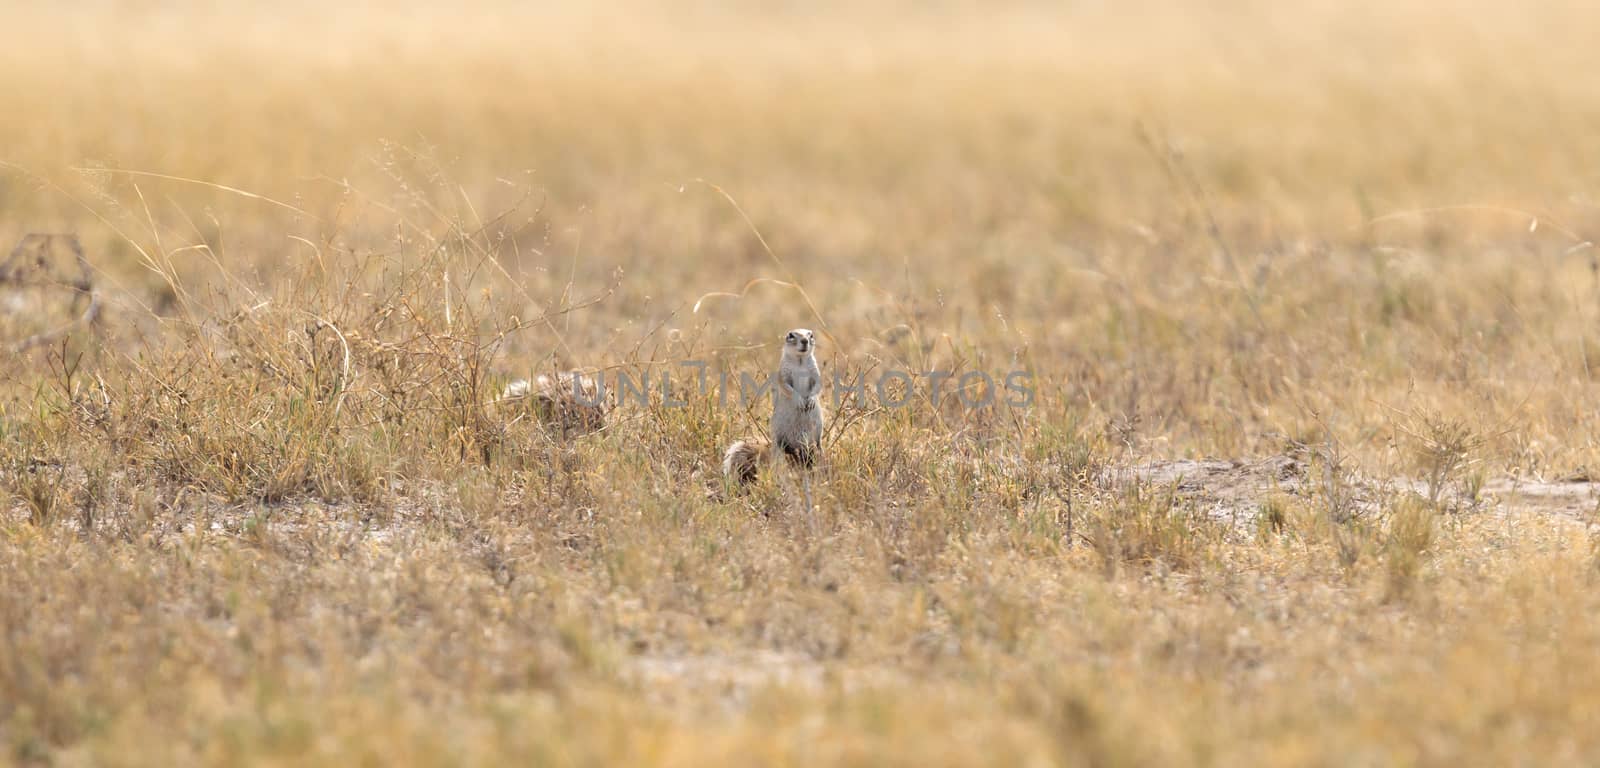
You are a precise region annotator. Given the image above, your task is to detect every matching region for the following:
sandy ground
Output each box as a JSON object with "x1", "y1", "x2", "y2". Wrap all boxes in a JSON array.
[{"x1": 1120, "y1": 455, "x2": 1600, "y2": 532}]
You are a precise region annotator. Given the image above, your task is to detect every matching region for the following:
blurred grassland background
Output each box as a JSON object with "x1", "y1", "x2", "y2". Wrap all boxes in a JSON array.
[
  {"x1": 6, "y1": 1, "x2": 1600, "y2": 765},
  {"x1": 8, "y1": 0, "x2": 1600, "y2": 463}
]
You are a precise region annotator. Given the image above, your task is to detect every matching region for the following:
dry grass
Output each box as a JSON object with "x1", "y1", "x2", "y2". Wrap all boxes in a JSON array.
[{"x1": 6, "y1": 0, "x2": 1600, "y2": 764}]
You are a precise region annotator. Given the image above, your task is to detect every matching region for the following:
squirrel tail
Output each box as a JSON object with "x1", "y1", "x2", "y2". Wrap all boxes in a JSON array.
[{"x1": 721, "y1": 439, "x2": 770, "y2": 487}]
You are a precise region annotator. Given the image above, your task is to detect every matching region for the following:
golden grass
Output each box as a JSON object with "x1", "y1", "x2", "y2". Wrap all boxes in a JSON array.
[{"x1": 6, "y1": 1, "x2": 1600, "y2": 764}]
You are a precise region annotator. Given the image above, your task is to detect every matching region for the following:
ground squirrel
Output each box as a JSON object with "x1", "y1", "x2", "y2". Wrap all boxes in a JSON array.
[
  {"x1": 722, "y1": 328, "x2": 824, "y2": 486},
  {"x1": 502, "y1": 370, "x2": 609, "y2": 437}
]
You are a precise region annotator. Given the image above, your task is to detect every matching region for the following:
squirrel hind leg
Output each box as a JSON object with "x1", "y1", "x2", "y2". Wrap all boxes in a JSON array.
[{"x1": 778, "y1": 440, "x2": 817, "y2": 469}]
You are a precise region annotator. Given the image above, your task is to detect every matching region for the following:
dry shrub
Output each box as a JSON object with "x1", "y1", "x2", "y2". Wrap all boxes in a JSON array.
[
  {"x1": 1385, "y1": 495, "x2": 1437, "y2": 600},
  {"x1": 1087, "y1": 485, "x2": 1214, "y2": 574}
]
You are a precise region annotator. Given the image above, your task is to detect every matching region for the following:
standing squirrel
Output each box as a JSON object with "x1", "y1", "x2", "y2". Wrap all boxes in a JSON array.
[{"x1": 722, "y1": 328, "x2": 824, "y2": 486}]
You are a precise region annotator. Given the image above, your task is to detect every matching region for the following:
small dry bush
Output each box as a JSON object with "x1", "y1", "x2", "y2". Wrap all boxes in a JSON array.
[
  {"x1": 1385, "y1": 495, "x2": 1437, "y2": 601},
  {"x1": 1087, "y1": 485, "x2": 1216, "y2": 575}
]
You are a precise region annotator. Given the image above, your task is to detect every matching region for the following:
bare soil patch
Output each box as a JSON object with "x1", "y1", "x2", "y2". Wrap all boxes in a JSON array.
[{"x1": 1118, "y1": 456, "x2": 1600, "y2": 530}]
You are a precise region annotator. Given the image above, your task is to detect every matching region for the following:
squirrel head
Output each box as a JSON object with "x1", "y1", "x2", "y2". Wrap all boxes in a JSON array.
[{"x1": 782, "y1": 328, "x2": 816, "y2": 357}]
